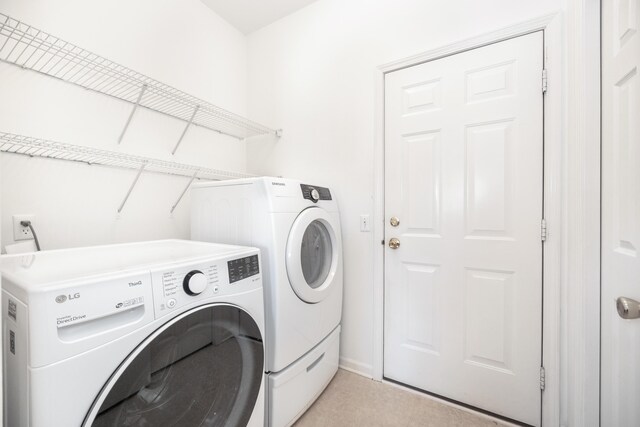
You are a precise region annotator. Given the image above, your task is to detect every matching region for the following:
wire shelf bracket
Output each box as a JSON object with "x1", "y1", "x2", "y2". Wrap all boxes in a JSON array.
[
  {"x1": 172, "y1": 105, "x2": 199, "y2": 155},
  {"x1": 118, "y1": 84, "x2": 147, "y2": 144},
  {"x1": 0, "y1": 13, "x2": 282, "y2": 144},
  {"x1": 117, "y1": 162, "x2": 146, "y2": 213},
  {"x1": 170, "y1": 171, "x2": 198, "y2": 214},
  {"x1": 0, "y1": 132, "x2": 254, "y2": 213}
]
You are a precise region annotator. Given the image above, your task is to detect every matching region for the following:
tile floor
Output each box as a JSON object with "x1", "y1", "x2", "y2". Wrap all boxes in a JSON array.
[{"x1": 294, "y1": 369, "x2": 512, "y2": 427}]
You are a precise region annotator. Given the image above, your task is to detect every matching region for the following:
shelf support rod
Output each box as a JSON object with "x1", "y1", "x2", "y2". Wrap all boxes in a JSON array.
[
  {"x1": 118, "y1": 84, "x2": 147, "y2": 144},
  {"x1": 117, "y1": 163, "x2": 146, "y2": 213},
  {"x1": 171, "y1": 105, "x2": 200, "y2": 155},
  {"x1": 170, "y1": 171, "x2": 198, "y2": 213}
]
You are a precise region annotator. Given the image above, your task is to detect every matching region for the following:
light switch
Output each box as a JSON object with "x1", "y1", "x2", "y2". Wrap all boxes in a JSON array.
[{"x1": 360, "y1": 214, "x2": 371, "y2": 232}]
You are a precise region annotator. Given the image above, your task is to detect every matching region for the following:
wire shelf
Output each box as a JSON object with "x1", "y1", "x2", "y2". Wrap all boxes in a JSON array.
[
  {"x1": 0, "y1": 132, "x2": 253, "y2": 181},
  {"x1": 0, "y1": 132, "x2": 253, "y2": 212},
  {"x1": 0, "y1": 13, "x2": 281, "y2": 141}
]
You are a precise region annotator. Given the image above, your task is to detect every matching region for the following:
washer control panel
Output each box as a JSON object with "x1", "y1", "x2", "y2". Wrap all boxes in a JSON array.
[
  {"x1": 161, "y1": 264, "x2": 219, "y2": 298},
  {"x1": 150, "y1": 250, "x2": 261, "y2": 319},
  {"x1": 228, "y1": 255, "x2": 259, "y2": 283},
  {"x1": 152, "y1": 262, "x2": 220, "y2": 317}
]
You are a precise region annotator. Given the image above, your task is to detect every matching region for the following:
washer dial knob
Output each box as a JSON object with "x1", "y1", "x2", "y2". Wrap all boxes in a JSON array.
[
  {"x1": 183, "y1": 270, "x2": 207, "y2": 296},
  {"x1": 310, "y1": 188, "x2": 320, "y2": 202}
]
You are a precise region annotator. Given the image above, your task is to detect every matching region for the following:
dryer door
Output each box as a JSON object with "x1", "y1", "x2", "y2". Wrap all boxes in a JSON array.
[
  {"x1": 84, "y1": 304, "x2": 263, "y2": 427},
  {"x1": 286, "y1": 207, "x2": 341, "y2": 303}
]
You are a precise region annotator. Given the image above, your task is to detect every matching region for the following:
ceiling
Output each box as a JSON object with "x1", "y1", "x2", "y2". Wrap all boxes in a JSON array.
[{"x1": 201, "y1": 0, "x2": 320, "y2": 34}]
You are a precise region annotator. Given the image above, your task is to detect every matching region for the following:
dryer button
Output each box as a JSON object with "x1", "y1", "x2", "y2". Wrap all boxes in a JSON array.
[{"x1": 167, "y1": 298, "x2": 177, "y2": 308}]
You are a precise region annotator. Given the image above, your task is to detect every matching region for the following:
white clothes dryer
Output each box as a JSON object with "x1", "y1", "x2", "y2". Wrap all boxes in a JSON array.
[
  {"x1": 1, "y1": 240, "x2": 265, "y2": 427},
  {"x1": 191, "y1": 177, "x2": 343, "y2": 426}
]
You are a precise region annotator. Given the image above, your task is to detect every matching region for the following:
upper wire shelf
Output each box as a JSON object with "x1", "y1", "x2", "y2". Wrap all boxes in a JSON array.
[
  {"x1": 0, "y1": 13, "x2": 281, "y2": 143},
  {"x1": 0, "y1": 132, "x2": 253, "y2": 213}
]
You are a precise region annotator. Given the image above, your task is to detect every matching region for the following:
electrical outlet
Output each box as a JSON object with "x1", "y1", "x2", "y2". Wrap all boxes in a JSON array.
[{"x1": 13, "y1": 215, "x2": 35, "y2": 241}]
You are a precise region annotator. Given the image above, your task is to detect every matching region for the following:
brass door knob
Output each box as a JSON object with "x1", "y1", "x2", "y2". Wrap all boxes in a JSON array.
[
  {"x1": 389, "y1": 238, "x2": 400, "y2": 249},
  {"x1": 390, "y1": 216, "x2": 400, "y2": 227}
]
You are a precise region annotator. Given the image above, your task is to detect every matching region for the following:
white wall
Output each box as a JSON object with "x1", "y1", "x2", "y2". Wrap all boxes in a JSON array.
[
  {"x1": 0, "y1": 0, "x2": 248, "y2": 251},
  {"x1": 246, "y1": 0, "x2": 563, "y2": 376}
]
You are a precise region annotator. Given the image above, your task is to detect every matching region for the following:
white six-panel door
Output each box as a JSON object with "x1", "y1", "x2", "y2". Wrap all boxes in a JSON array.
[
  {"x1": 384, "y1": 32, "x2": 544, "y2": 426},
  {"x1": 602, "y1": 1, "x2": 640, "y2": 425}
]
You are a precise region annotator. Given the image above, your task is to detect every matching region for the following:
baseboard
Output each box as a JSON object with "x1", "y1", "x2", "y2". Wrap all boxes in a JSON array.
[{"x1": 338, "y1": 357, "x2": 374, "y2": 379}]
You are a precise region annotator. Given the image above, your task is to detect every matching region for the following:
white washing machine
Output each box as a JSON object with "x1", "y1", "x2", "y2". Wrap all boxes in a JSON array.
[
  {"x1": 1, "y1": 239, "x2": 265, "y2": 427},
  {"x1": 191, "y1": 177, "x2": 343, "y2": 426}
]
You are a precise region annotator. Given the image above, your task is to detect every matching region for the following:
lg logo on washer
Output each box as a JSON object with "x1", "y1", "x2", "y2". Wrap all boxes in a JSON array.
[{"x1": 55, "y1": 293, "x2": 80, "y2": 303}]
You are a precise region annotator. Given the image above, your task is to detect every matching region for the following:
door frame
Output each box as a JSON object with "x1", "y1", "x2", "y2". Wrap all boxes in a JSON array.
[{"x1": 372, "y1": 13, "x2": 571, "y2": 426}]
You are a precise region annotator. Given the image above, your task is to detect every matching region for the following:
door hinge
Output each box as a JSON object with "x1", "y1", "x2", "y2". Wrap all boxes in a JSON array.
[
  {"x1": 541, "y1": 218, "x2": 547, "y2": 242},
  {"x1": 542, "y1": 69, "x2": 548, "y2": 94},
  {"x1": 540, "y1": 366, "x2": 546, "y2": 391}
]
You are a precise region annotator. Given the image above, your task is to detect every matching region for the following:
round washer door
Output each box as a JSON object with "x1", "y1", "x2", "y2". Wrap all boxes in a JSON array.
[
  {"x1": 84, "y1": 304, "x2": 263, "y2": 427},
  {"x1": 286, "y1": 207, "x2": 340, "y2": 304}
]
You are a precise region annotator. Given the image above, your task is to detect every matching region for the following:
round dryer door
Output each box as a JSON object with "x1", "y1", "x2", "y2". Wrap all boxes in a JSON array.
[
  {"x1": 286, "y1": 207, "x2": 341, "y2": 303},
  {"x1": 84, "y1": 304, "x2": 263, "y2": 427}
]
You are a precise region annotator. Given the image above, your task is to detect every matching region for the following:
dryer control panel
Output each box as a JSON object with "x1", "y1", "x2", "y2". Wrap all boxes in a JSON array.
[{"x1": 300, "y1": 184, "x2": 332, "y2": 202}]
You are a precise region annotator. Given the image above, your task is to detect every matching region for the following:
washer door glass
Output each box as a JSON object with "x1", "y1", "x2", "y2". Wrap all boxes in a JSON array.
[
  {"x1": 301, "y1": 220, "x2": 333, "y2": 289},
  {"x1": 86, "y1": 305, "x2": 263, "y2": 427}
]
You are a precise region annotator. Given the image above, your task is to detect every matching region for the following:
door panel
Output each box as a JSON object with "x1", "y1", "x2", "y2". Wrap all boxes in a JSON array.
[
  {"x1": 602, "y1": 1, "x2": 640, "y2": 425},
  {"x1": 384, "y1": 32, "x2": 543, "y2": 426}
]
